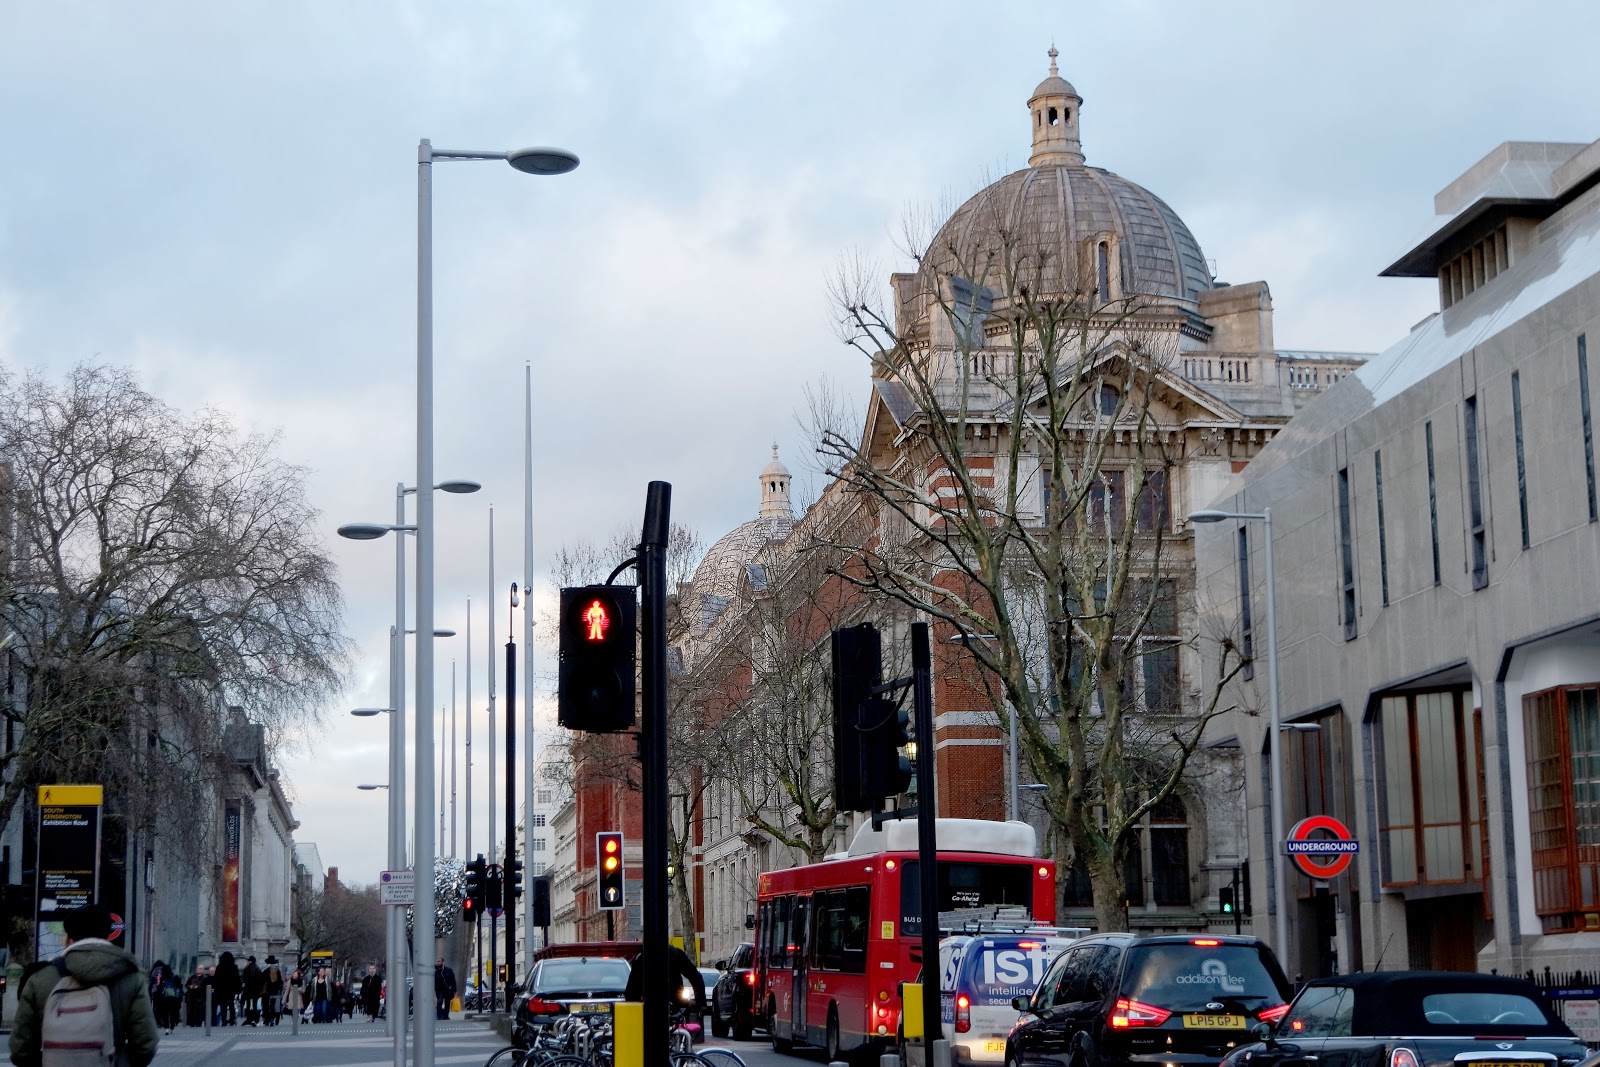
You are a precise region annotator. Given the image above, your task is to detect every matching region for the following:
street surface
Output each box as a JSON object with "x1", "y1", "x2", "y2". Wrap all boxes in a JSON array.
[{"x1": 146, "y1": 1023, "x2": 827, "y2": 1067}]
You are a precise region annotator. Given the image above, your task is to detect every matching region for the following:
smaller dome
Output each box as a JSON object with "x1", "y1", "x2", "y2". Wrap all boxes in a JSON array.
[
  {"x1": 760, "y1": 443, "x2": 790, "y2": 480},
  {"x1": 1029, "y1": 47, "x2": 1078, "y2": 102}
]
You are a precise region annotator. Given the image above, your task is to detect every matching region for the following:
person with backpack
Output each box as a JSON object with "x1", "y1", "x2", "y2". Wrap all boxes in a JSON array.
[
  {"x1": 211, "y1": 952, "x2": 240, "y2": 1026},
  {"x1": 147, "y1": 962, "x2": 181, "y2": 1034},
  {"x1": 8, "y1": 903, "x2": 159, "y2": 1067},
  {"x1": 239, "y1": 956, "x2": 263, "y2": 1026}
]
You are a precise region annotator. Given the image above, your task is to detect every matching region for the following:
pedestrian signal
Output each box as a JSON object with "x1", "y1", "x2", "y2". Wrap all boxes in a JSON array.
[
  {"x1": 558, "y1": 586, "x2": 638, "y2": 733},
  {"x1": 597, "y1": 832, "x2": 624, "y2": 911}
]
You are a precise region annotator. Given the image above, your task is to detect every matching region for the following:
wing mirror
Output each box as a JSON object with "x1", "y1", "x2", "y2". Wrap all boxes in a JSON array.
[
  {"x1": 1252, "y1": 1021, "x2": 1277, "y2": 1045},
  {"x1": 715, "y1": 960, "x2": 727, "y2": 971},
  {"x1": 1012, "y1": 995, "x2": 1033, "y2": 1013},
  {"x1": 507, "y1": 982, "x2": 524, "y2": 997}
]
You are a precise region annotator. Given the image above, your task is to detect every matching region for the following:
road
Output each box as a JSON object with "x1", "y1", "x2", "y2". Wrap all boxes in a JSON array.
[{"x1": 146, "y1": 1021, "x2": 849, "y2": 1067}]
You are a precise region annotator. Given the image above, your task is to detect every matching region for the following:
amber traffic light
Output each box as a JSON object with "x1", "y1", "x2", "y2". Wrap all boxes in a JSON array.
[{"x1": 597, "y1": 831, "x2": 624, "y2": 911}]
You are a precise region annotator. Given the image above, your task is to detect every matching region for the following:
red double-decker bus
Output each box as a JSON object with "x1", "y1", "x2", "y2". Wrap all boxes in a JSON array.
[{"x1": 754, "y1": 818, "x2": 1055, "y2": 1059}]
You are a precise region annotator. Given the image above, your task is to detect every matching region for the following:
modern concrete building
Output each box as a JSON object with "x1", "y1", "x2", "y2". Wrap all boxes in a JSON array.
[{"x1": 1195, "y1": 135, "x2": 1600, "y2": 976}]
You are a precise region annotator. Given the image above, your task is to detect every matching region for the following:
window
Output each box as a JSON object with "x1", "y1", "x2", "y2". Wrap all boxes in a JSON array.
[
  {"x1": 1426, "y1": 421, "x2": 1441, "y2": 585},
  {"x1": 1097, "y1": 241, "x2": 1111, "y2": 304},
  {"x1": 1375, "y1": 451, "x2": 1390, "y2": 606},
  {"x1": 1464, "y1": 396, "x2": 1487, "y2": 589},
  {"x1": 1512, "y1": 373, "x2": 1530, "y2": 549},
  {"x1": 1099, "y1": 383, "x2": 1120, "y2": 416},
  {"x1": 532, "y1": 838, "x2": 546, "y2": 852},
  {"x1": 1581, "y1": 335, "x2": 1597, "y2": 523},
  {"x1": 1238, "y1": 527, "x2": 1255, "y2": 681},
  {"x1": 1088, "y1": 471, "x2": 1126, "y2": 533},
  {"x1": 531, "y1": 814, "x2": 546, "y2": 827},
  {"x1": 1338, "y1": 467, "x2": 1356, "y2": 639},
  {"x1": 1135, "y1": 470, "x2": 1168, "y2": 533},
  {"x1": 1136, "y1": 580, "x2": 1180, "y2": 714},
  {"x1": 1283, "y1": 985, "x2": 1354, "y2": 1037},
  {"x1": 537, "y1": 789, "x2": 553, "y2": 805},
  {"x1": 1061, "y1": 794, "x2": 1191, "y2": 909},
  {"x1": 1378, "y1": 690, "x2": 1484, "y2": 887},
  {"x1": 1524, "y1": 684, "x2": 1600, "y2": 932}
]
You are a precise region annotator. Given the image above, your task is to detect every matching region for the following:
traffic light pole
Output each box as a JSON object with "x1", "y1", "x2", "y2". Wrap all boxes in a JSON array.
[
  {"x1": 640, "y1": 482, "x2": 672, "y2": 1067},
  {"x1": 910, "y1": 623, "x2": 943, "y2": 1064},
  {"x1": 505, "y1": 633, "x2": 518, "y2": 992}
]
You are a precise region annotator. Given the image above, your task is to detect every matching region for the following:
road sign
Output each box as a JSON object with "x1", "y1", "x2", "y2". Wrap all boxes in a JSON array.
[
  {"x1": 379, "y1": 868, "x2": 415, "y2": 906},
  {"x1": 1286, "y1": 815, "x2": 1359, "y2": 878},
  {"x1": 36, "y1": 784, "x2": 104, "y2": 961}
]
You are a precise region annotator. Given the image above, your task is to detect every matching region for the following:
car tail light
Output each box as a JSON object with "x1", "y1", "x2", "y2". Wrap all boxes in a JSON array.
[
  {"x1": 1191, "y1": 939, "x2": 1221, "y2": 946},
  {"x1": 525, "y1": 997, "x2": 563, "y2": 1015},
  {"x1": 744, "y1": 972, "x2": 756, "y2": 986},
  {"x1": 1258, "y1": 1005, "x2": 1289, "y2": 1023},
  {"x1": 956, "y1": 994, "x2": 971, "y2": 1034},
  {"x1": 1018, "y1": 942, "x2": 1042, "y2": 949},
  {"x1": 1110, "y1": 999, "x2": 1172, "y2": 1028},
  {"x1": 1390, "y1": 1049, "x2": 1420, "y2": 1067}
]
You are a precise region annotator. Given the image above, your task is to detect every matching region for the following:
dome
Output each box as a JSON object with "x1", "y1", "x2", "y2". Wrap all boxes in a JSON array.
[
  {"x1": 921, "y1": 165, "x2": 1214, "y2": 303},
  {"x1": 917, "y1": 51, "x2": 1213, "y2": 305},
  {"x1": 687, "y1": 515, "x2": 791, "y2": 633}
]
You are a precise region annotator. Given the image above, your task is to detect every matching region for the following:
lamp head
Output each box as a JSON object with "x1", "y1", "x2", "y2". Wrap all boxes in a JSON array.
[
  {"x1": 436, "y1": 480, "x2": 482, "y2": 495},
  {"x1": 434, "y1": 628, "x2": 457, "y2": 638},
  {"x1": 350, "y1": 707, "x2": 390, "y2": 717},
  {"x1": 1185, "y1": 510, "x2": 1231, "y2": 524},
  {"x1": 356, "y1": 784, "x2": 387, "y2": 791},
  {"x1": 507, "y1": 147, "x2": 579, "y2": 175},
  {"x1": 338, "y1": 522, "x2": 393, "y2": 540}
]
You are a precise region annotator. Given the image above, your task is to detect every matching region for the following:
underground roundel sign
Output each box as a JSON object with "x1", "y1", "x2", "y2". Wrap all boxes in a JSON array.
[{"x1": 1285, "y1": 815, "x2": 1359, "y2": 878}]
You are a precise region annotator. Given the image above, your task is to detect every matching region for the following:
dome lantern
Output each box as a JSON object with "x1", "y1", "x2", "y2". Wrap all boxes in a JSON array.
[
  {"x1": 1028, "y1": 46, "x2": 1084, "y2": 168},
  {"x1": 759, "y1": 443, "x2": 792, "y2": 520}
]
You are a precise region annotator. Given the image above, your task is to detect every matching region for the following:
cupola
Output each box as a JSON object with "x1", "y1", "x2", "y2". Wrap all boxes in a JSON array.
[
  {"x1": 759, "y1": 444, "x2": 792, "y2": 519},
  {"x1": 1028, "y1": 47, "x2": 1084, "y2": 167}
]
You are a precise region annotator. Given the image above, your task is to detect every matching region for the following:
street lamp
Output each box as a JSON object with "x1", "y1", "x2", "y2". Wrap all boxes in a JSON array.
[
  {"x1": 412, "y1": 139, "x2": 576, "y2": 1067},
  {"x1": 1186, "y1": 506, "x2": 1288, "y2": 966},
  {"x1": 340, "y1": 479, "x2": 477, "y2": 1062},
  {"x1": 358, "y1": 784, "x2": 390, "y2": 791}
]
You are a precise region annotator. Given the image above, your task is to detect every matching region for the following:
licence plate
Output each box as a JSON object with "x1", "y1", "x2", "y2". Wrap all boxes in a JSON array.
[
  {"x1": 570, "y1": 1003, "x2": 612, "y2": 1014},
  {"x1": 1475, "y1": 1062, "x2": 1542, "y2": 1067},
  {"x1": 1182, "y1": 1014, "x2": 1245, "y2": 1029},
  {"x1": 984, "y1": 1041, "x2": 1007, "y2": 1053}
]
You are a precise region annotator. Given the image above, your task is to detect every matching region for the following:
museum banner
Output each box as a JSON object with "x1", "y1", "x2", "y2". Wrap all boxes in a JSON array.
[{"x1": 222, "y1": 801, "x2": 242, "y2": 943}]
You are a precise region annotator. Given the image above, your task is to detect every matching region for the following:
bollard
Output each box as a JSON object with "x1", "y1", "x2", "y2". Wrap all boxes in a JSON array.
[
  {"x1": 882, "y1": 1055, "x2": 902, "y2": 1067},
  {"x1": 831, "y1": 1061, "x2": 851, "y2": 1067},
  {"x1": 931, "y1": 1038, "x2": 952, "y2": 1067},
  {"x1": 613, "y1": 1001, "x2": 643, "y2": 1067},
  {"x1": 291, "y1": 993, "x2": 299, "y2": 1036},
  {"x1": 203, "y1": 987, "x2": 212, "y2": 1037}
]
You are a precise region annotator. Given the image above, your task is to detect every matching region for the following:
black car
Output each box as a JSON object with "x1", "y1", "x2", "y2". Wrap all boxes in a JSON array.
[
  {"x1": 511, "y1": 956, "x2": 633, "y2": 1048},
  {"x1": 1221, "y1": 971, "x2": 1588, "y2": 1067},
  {"x1": 1007, "y1": 934, "x2": 1292, "y2": 1067},
  {"x1": 711, "y1": 942, "x2": 758, "y2": 1040}
]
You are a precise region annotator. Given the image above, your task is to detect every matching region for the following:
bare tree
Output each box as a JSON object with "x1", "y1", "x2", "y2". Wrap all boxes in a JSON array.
[
  {"x1": 814, "y1": 217, "x2": 1245, "y2": 930},
  {"x1": 0, "y1": 363, "x2": 347, "y2": 840},
  {"x1": 294, "y1": 883, "x2": 386, "y2": 970}
]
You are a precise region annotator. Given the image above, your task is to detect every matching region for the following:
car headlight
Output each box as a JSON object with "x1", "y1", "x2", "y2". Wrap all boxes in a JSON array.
[{"x1": 679, "y1": 986, "x2": 695, "y2": 1003}]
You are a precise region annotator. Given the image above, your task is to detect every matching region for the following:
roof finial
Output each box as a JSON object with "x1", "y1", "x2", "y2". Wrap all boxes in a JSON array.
[
  {"x1": 771, "y1": 442, "x2": 779, "y2": 459},
  {"x1": 1048, "y1": 44, "x2": 1059, "y2": 76}
]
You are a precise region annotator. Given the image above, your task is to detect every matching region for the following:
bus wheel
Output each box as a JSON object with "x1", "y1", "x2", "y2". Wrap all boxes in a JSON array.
[
  {"x1": 769, "y1": 1002, "x2": 792, "y2": 1053},
  {"x1": 825, "y1": 1006, "x2": 842, "y2": 1062}
]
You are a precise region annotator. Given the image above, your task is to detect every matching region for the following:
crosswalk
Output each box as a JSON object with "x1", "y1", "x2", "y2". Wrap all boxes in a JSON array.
[{"x1": 152, "y1": 1021, "x2": 507, "y2": 1066}]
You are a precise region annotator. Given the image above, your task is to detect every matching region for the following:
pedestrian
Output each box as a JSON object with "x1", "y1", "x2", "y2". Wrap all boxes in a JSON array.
[
  {"x1": 240, "y1": 955, "x2": 263, "y2": 1025},
  {"x1": 310, "y1": 966, "x2": 334, "y2": 1024},
  {"x1": 433, "y1": 957, "x2": 456, "y2": 1021},
  {"x1": 149, "y1": 960, "x2": 182, "y2": 1033},
  {"x1": 8, "y1": 903, "x2": 160, "y2": 1067},
  {"x1": 361, "y1": 963, "x2": 382, "y2": 1022},
  {"x1": 285, "y1": 968, "x2": 305, "y2": 1023},
  {"x1": 212, "y1": 951, "x2": 240, "y2": 1026},
  {"x1": 261, "y1": 957, "x2": 284, "y2": 1026}
]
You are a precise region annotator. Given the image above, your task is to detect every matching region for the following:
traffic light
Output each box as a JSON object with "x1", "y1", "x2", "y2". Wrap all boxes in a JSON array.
[
  {"x1": 597, "y1": 832, "x2": 624, "y2": 911},
  {"x1": 485, "y1": 863, "x2": 503, "y2": 915},
  {"x1": 831, "y1": 623, "x2": 882, "y2": 812},
  {"x1": 507, "y1": 858, "x2": 524, "y2": 903},
  {"x1": 558, "y1": 585, "x2": 638, "y2": 733},
  {"x1": 532, "y1": 875, "x2": 552, "y2": 928},
  {"x1": 1219, "y1": 886, "x2": 1235, "y2": 914},
  {"x1": 863, "y1": 699, "x2": 914, "y2": 801},
  {"x1": 464, "y1": 854, "x2": 487, "y2": 922}
]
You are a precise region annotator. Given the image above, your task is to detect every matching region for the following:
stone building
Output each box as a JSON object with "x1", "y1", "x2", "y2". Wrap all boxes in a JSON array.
[
  {"x1": 561, "y1": 53, "x2": 1364, "y2": 960},
  {"x1": 1195, "y1": 134, "x2": 1600, "y2": 977}
]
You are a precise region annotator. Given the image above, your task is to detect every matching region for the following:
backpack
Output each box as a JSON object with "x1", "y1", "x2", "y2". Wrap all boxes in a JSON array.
[
  {"x1": 159, "y1": 976, "x2": 182, "y2": 1000},
  {"x1": 40, "y1": 958, "x2": 116, "y2": 1067}
]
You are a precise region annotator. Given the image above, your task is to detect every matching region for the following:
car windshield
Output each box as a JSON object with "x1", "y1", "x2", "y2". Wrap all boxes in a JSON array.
[
  {"x1": 1421, "y1": 992, "x2": 1556, "y2": 1029},
  {"x1": 1122, "y1": 945, "x2": 1289, "y2": 1011},
  {"x1": 533, "y1": 959, "x2": 631, "y2": 995}
]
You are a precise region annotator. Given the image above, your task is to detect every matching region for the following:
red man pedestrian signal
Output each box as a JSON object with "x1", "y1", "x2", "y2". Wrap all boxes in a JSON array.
[
  {"x1": 558, "y1": 585, "x2": 637, "y2": 733},
  {"x1": 597, "y1": 832, "x2": 624, "y2": 911}
]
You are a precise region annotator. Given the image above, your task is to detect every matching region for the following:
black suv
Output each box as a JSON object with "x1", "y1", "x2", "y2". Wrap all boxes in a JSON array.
[
  {"x1": 710, "y1": 942, "x2": 757, "y2": 1040},
  {"x1": 1006, "y1": 934, "x2": 1292, "y2": 1067}
]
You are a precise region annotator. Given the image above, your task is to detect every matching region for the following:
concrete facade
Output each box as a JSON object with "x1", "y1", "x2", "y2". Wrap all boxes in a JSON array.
[{"x1": 1195, "y1": 132, "x2": 1600, "y2": 976}]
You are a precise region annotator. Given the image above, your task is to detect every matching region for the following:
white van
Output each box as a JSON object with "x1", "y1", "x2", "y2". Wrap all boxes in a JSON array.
[{"x1": 904, "y1": 928, "x2": 1083, "y2": 1066}]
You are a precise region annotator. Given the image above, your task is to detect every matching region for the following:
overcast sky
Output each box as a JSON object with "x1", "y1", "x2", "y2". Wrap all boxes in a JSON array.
[{"x1": 3, "y1": 1, "x2": 1596, "y2": 886}]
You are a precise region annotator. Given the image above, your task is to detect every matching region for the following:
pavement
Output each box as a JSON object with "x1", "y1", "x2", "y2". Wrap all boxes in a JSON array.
[{"x1": 149, "y1": 1020, "x2": 506, "y2": 1066}]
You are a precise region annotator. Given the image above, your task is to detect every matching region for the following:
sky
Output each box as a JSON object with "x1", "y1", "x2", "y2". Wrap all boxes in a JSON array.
[{"x1": 3, "y1": 1, "x2": 1597, "y2": 885}]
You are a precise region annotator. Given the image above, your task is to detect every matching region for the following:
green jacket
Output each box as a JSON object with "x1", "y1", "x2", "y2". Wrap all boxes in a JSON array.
[{"x1": 9, "y1": 938, "x2": 160, "y2": 1067}]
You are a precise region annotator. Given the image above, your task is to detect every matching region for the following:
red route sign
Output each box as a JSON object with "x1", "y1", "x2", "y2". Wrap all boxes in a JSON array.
[{"x1": 1285, "y1": 814, "x2": 1359, "y2": 879}]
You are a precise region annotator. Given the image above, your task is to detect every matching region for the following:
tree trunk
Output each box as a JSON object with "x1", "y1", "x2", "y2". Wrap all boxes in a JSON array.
[{"x1": 1088, "y1": 849, "x2": 1129, "y2": 933}]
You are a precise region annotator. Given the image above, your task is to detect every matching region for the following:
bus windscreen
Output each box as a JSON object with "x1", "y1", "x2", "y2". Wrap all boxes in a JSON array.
[{"x1": 900, "y1": 861, "x2": 1033, "y2": 935}]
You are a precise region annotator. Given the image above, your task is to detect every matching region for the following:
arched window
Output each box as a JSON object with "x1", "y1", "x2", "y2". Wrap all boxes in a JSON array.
[
  {"x1": 1099, "y1": 383, "x2": 1120, "y2": 416},
  {"x1": 1097, "y1": 240, "x2": 1112, "y2": 304},
  {"x1": 1047, "y1": 107, "x2": 1059, "y2": 126}
]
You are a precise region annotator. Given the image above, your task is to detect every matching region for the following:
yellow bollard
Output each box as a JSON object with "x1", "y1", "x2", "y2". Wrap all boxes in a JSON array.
[
  {"x1": 901, "y1": 983, "x2": 923, "y2": 1039},
  {"x1": 614, "y1": 1001, "x2": 643, "y2": 1067}
]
